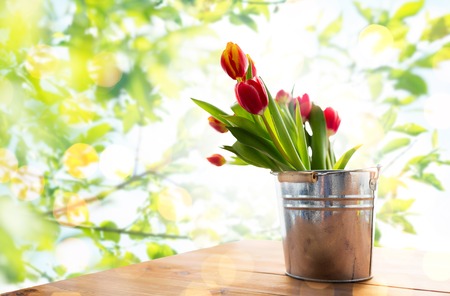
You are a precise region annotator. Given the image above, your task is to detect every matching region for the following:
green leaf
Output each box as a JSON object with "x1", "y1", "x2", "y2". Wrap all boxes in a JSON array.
[
  {"x1": 221, "y1": 115, "x2": 269, "y2": 140},
  {"x1": 295, "y1": 104, "x2": 310, "y2": 170},
  {"x1": 392, "y1": 0, "x2": 424, "y2": 20},
  {"x1": 353, "y1": 1, "x2": 373, "y2": 22},
  {"x1": 392, "y1": 123, "x2": 427, "y2": 136},
  {"x1": 379, "y1": 198, "x2": 415, "y2": 214},
  {"x1": 146, "y1": 242, "x2": 175, "y2": 259},
  {"x1": 53, "y1": 265, "x2": 67, "y2": 277},
  {"x1": 265, "y1": 84, "x2": 305, "y2": 170},
  {"x1": 389, "y1": 70, "x2": 427, "y2": 96},
  {"x1": 191, "y1": 98, "x2": 230, "y2": 124},
  {"x1": 227, "y1": 127, "x2": 291, "y2": 169},
  {"x1": 414, "y1": 43, "x2": 450, "y2": 68},
  {"x1": 367, "y1": 73, "x2": 383, "y2": 100},
  {"x1": 223, "y1": 142, "x2": 283, "y2": 171},
  {"x1": 383, "y1": 96, "x2": 417, "y2": 106},
  {"x1": 379, "y1": 107, "x2": 397, "y2": 132},
  {"x1": 99, "y1": 221, "x2": 121, "y2": 243},
  {"x1": 309, "y1": 104, "x2": 327, "y2": 170},
  {"x1": 80, "y1": 123, "x2": 113, "y2": 144},
  {"x1": 420, "y1": 14, "x2": 450, "y2": 42},
  {"x1": 319, "y1": 14, "x2": 343, "y2": 44},
  {"x1": 229, "y1": 13, "x2": 258, "y2": 31},
  {"x1": 379, "y1": 138, "x2": 410, "y2": 155},
  {"x1": 432, "y1": 129, "x2": 438, "y2": 149},
  {"x1": 412, "y1": 173, "x2": 444, "y2": 191},
  {"x1": 399, "y1": 44, "x2": 416, "y2": 62},
  {"x1": 333, "y1": 144, "x2": 362, "y2": 170}
]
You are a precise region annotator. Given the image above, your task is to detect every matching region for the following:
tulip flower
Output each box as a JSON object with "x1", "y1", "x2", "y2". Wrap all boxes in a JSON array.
[
  {"x1": 207, "y1": 154, "x2": 226, "y2": 166},
  {"x1": 208, "y1": 116, "x2": 228, "y2": 133},
  {"x1": 220, "y1": 42, "x2": 248, "y2": 81},
  {"x1": 234, "y1": 76, "x2": 268, "y2": 115},
  {"x1": 324, "y1": 107, "x2": 341, "y2": 136},
  {"x1": 275, "y1": 89, "x2": 292, "y2": 105},
  {"x1": 289, "y1": 93, "x2": 312, "y2": 122}
]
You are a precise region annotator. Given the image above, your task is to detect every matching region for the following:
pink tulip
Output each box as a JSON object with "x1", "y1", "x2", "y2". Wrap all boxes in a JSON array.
[
  {"x1": 234, "y1": 76, "x2": 268, "y2": 116},
  {"x1": 275, "y1": 89, "x2": 292, "y2": 105},
  {"x1": 207, "y1": 154, "x2": 226, "y2": 166},
  {"x1": 324, "y1": 107, "x2": 341, "y2": 136},
  {"x1": 292, "y1": 93, "x2": 312, "y2": 122}
]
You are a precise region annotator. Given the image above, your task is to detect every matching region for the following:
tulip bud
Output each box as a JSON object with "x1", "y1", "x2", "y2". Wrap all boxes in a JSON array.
[
  {"x1": 208, "y1": 116, "x2": 228, "y2": 133},
  {"x1": 206, "y1": 154, "x2": 226, "y2": 166},
  {"x1": 220, "y1": 42, "x2": 248, "y2": 81},
  {"x1": 297, "y1": 93, "x2": 312, "y2": 122},
  {"x1": 234, "y1": 76, "x2": 268, "y2": 115},
  {"x1": 275, "y1": 89, "x2": 292, "y2": 105},
  {"x1": 324, "y1": 107, "x2": 341, "y2": 136}
]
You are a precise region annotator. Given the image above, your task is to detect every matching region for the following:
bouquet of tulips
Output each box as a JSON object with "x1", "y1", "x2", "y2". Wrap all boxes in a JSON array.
[{"x1": 192, "y1": 42, "x2": 361, "y2": 172}]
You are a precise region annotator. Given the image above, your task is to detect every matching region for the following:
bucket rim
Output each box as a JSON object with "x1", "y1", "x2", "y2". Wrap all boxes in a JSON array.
[{"x1": 271, "y1": 166, "x2": 381, "y2": 176}]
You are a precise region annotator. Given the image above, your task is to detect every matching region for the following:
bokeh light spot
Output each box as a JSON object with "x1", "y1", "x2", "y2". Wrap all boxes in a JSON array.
[
  {"x1": 424, "y1": 93, "x2": 450, "y2": 129},
  {"x1": 423, "y1": 251, "x2": 450, "y2": 281},
  {"x1": 0, "y1": 148, "x2": 18, "y2": 183},
  {"x1": 55, "y1": 238, "x2": 92, "y2": 273},
  {"x1": 63, "y1": 143, "x2": 99, "y2": 179},
  {"x1": 53, "y1": 192, "x2": 89, "y2": 226},
  {"x1": 201, "y1": 254, "x2": 236, "y2": 287},
  {"x1": 358, "y1": 24, "x2": 394, "y2": 54},
  {"x1": 10, "y1": 166, "x2": 44, "y2": 201},
  {"x1": 59, "y1": 95, "x2": 96, "y2": 124},
  {"x1": 25, "y1": 44, "x2": 59, "y2": 79},
  {"x1": 88, "y1": 52, "x2": 122, "y2": 87},
  {"x1": 157, "y1": 186, "x2": 192, "y2": 222},
  {"x1": 99, "y1": 144, "x2": 135, "y2": 181}
]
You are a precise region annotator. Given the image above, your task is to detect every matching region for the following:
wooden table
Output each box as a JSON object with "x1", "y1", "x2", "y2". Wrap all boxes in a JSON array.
[{"x1": 3, "y1": 240, "x2": 450, "y2": 295}]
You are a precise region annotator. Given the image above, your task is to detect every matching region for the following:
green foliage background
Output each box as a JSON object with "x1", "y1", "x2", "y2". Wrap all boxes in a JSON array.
[{"x1": 0, "y1": 0, "x2": 449, "y2": 291}]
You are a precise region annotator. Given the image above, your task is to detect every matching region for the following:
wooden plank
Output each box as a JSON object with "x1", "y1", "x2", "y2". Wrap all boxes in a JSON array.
[{"x1": 2, "y1": 240, "x2": 450, "y2": 296}]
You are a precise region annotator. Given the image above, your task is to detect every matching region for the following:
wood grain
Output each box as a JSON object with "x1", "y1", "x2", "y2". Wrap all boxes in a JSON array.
[{"x1": 3, "y1": 240, "x2": 450, "y2": 296}]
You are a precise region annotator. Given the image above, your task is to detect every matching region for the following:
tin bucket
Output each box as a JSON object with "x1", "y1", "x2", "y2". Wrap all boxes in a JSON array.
[{"x1": 273, "y1": 168, "x2": 379, "y2": 282}]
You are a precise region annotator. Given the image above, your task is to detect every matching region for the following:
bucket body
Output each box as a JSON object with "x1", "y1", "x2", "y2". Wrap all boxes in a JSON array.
[{"x1": 274, "y1": 168, "x2": 379, "y2": 282}]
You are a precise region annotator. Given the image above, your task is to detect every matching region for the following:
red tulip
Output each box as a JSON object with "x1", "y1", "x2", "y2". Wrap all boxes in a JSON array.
[
  {"x1": 297, "y1": 93, "x2": 312, "y2": 122},
  {"x1": 275, "y1": 89, "x2": 292, "y2": 105},
  {"x1": 234, "y1": 76, "x2": 268, "y2": 115},
  {"x1": 324, "y1": 107, "x2": 341, "y2": 136},
  {"x1": 207, "y1": 154, "x2": 226, "y2": 166},
  {"x1": 208, "y1": 116, "x2": 228, "y2": 133},
  {"x1": 220, "y1": 42, "x2": 248, "y2": 81}
]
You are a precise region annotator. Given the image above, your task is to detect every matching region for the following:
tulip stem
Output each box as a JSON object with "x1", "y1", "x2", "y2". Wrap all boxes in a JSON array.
[{"x1": 261, "y1": 114, "x2": 301, "y2": 170}]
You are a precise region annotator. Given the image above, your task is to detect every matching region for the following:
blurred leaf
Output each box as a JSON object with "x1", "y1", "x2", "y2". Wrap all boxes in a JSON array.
[
  {"x1": 383, "y1": 96, "x2": 416, "y2": 106},
  {"x1": 392, "y1": 123, "x2": 427, "y2": 136},
  {"x1": 229, "y1": 13, "x2": 258, "y2": 31},
  {"x1": 146, "y1": 242, "x2": 175, "y2": 259},
  {"x1": 0, "y1": 226, "x2": 25, "y2": 283},
  {"x1": 392, "y1": 0, "x2": 424, "y2": 20},
  {"x1": 414, "y1": 43, "x2": 450, "y2": 68},
  {"x1": 128, "y1": 219, "x2": 152, "y2": 241},
  {"x1": 379, "y1": 138, "x2": 410, "y2": 155},
  {"x1": 389, "y1": 69, "x2": 427, "y2": 95},
  {"x1": 399, "y1": 44, "x2": 416, "y2": 61},
  {"x1": 53, "y1": 265, "x2": 67, "y2": 277},
  {"x1": 319, "y1": 14, "x2": 343, "y2": 44},
  {"x1": 432, "y1": 129, "x2": 438, "y2": 149},
  {"x1": 379, "y1": 107, "x2": 397, "y2": 132},
  {"x1": 379, "y1": 198, "x2": 415, "y2": 214},
  {"x1": 99, "y1": 221, "x2": 121, "y2": 243},
  {"x1": 353, "y1": 1, "x2": 373, "y2": 22},
  {"x1": 377, "y1": 176, "x2": 407, "y2": 197},
  {"x1": 79, "y1": 123, "x2": 113, "y2": 144},
  {"x1": 420, "y1": 14, "x2": 450, "y2": 42},
  {"x1": 412, "y1": 173, "x2": 444, "y2": 191},
  {"x1": 392, "y1": 215, "x2": 416, "y2": 234}
]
